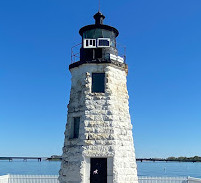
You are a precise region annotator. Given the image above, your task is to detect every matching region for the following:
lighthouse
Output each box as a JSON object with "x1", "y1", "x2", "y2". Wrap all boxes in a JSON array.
[{"x1": 59, "y1": 12, "x2": 138, "y2": 183}]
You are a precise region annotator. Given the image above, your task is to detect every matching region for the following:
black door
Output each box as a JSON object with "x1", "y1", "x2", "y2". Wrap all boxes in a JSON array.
[{"x1": 90, "y1": 158, "x2": 107, "y2": 183}]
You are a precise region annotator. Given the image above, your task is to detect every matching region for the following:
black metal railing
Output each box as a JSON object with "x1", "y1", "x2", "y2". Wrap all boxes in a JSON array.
[
  {"x1": 116, "y1": 42, "x2": 126, "y2": 63},
  {"x1": 71, "y1": 43, "x2": 82, "y2": 64},
  {"x1": 71, "y1": 42, "x2": 126, "y2": 64}
]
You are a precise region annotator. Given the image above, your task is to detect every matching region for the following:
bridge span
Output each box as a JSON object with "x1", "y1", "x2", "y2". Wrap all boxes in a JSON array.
[{"x1": 0, "y1": 157, "x2": 48, "y2": 162}]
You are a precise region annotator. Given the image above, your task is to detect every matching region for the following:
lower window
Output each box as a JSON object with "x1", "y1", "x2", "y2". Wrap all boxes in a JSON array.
[
  {"x1": 69, "y1": 117, "x2": 80, "y2": 139},
  {"x1": 92, "y1": 73, "x2": 105, "y2": 93}
]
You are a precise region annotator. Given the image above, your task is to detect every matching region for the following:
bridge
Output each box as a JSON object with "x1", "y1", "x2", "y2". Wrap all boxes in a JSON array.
[
  {"x1": 1, "y1": 157, "x2": 198, "y2": 163},
  {"x1": 0, "y1": 157, "x2": 48, "y2": 162}
]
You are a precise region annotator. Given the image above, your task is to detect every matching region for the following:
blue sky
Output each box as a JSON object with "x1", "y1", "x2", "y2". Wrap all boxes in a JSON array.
[{"x1": 0, "y1": 0, "x2": 201, "y2": 158}]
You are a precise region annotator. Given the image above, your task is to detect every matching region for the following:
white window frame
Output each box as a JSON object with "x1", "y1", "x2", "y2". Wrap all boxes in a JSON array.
[
  {"x1": 97, "y1": 38, "x2": 111, "y2": 48},
  {"x1": 83, "y1": 39, "x2": 96, "y2": 48}
]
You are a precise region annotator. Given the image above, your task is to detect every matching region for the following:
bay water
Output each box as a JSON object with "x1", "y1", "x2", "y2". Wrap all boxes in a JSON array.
[{"x1": 0, "y1": 161, "x2": 201, "y2": 178}]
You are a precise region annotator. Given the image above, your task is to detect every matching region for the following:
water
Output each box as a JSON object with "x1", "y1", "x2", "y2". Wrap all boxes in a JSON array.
[
  {"x1": 0, "y1": 161, "x2": 60, "y2": 176},
  {"x1": 137, "y1": 162, "x2": 201, "y2": 178},
  {"x1": 0, "y1": 161, "x2": 201, "y2": 178}
]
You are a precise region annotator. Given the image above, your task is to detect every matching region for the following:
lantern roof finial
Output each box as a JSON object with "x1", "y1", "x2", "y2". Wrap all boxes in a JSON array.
[{"x1": 93, "y1": 11, "x2": 105, "y2": 25}]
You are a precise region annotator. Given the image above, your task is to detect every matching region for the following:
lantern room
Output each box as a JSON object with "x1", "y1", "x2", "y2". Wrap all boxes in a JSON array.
[{"x1": 70, "y1": 12, "x2": 125, "y2": 67}]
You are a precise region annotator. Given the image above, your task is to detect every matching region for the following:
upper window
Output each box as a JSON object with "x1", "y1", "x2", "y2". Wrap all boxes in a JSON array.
[
  {"x1": 83, "y1": 39, "x2": 96, "y2": 48},
  {"x1": 69, "y1": 117, "x2": 80, "y2": 139},
  {"x1": 92, "y1": 73, "x2": 105, "y2": 93},
  {"x1": 97, "y1": 38, "x2": 110, "y2": 47}
]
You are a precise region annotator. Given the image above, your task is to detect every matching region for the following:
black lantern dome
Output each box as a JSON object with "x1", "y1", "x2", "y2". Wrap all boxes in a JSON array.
[{"x1": 79, "y1": 12, "x2": 119, "y2": 38}]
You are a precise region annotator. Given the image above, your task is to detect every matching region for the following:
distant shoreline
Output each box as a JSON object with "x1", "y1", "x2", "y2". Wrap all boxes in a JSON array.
[
  {"x1": 136, "y1": 158, "x2": 201, "y2": 163},
  {"x1": 47, "y1": 156, "x2": 201, "y2": 163},
  {"x1": 1, "y1": 156, "x2": 201, "y2": 163}
]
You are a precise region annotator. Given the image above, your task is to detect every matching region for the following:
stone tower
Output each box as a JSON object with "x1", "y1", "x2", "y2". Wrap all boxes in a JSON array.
[{"x1": 59, "y1": 12, "x2": 138, "y2": 183}]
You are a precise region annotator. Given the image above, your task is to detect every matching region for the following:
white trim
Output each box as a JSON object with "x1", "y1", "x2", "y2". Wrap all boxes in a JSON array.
[
  {"x1": 117, "y1": 56, "x2": 124, "y2": 63},
  {"x1": 84, "y1": 157, "x2": 90, "y2": 183},
  {"x1": 107, "y1": 157, "x2": 113, "y2": 183},
  {"x1": 110, "y1": 54, "x2": 124, "y2": 63}
]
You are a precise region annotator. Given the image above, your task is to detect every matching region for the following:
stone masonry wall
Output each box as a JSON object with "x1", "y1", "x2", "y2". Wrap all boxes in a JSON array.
[{"x1": 59, "y1": 63, "x2": 138, "y2": 183}]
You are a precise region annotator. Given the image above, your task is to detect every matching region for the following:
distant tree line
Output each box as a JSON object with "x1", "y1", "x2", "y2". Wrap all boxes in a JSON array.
[
  {"x1": 46, "y1": 155, "x2": 62, "y2": 161},
  {"x1": 167, "y1": 156, "x2": 201, "y2": 162}
]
